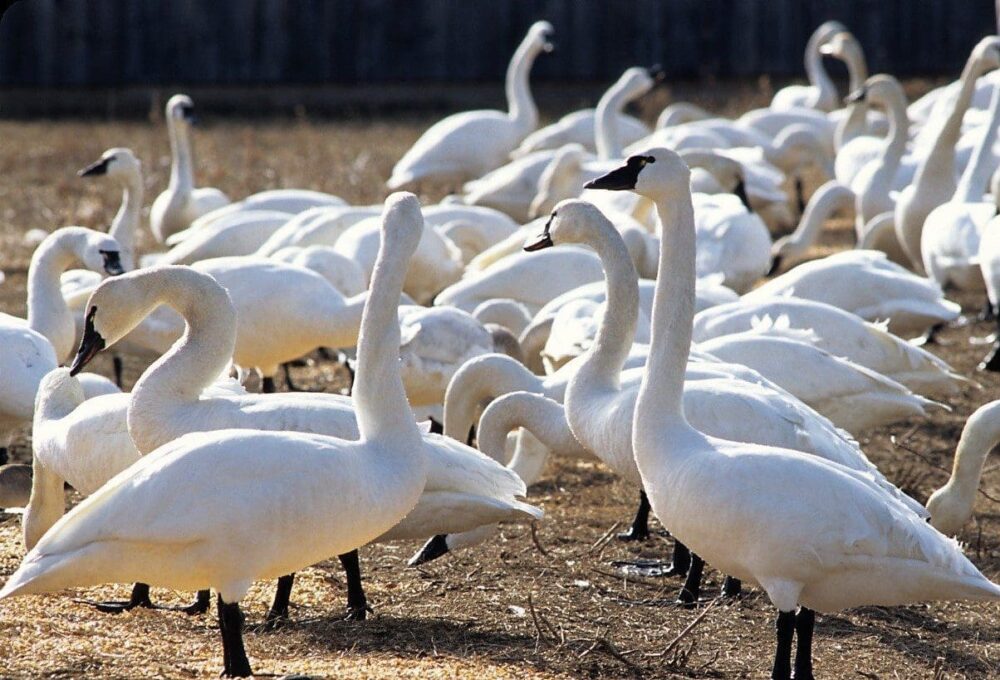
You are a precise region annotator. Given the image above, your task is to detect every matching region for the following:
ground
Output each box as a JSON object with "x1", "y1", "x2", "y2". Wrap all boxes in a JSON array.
[{"x1": 0, "y1": 82, "x2": 999, "y2": 679}]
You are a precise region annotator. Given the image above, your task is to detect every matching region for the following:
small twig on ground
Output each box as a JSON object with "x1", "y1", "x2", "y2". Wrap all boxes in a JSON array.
[
  {"x1": 530, "y1": 521, "x2": 549, "y2": 556},
  {"x1": 645, "y1": 597, "x2": 719, "y2": 659},
  {"x1": 587, "y1": 521, "x2": 622, "y2": 555},
  {"x1": 527, "y1": 593, "x2": 548, "y2": 644}
]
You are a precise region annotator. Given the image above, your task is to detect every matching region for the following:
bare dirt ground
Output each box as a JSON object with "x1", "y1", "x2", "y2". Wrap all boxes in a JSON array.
[{"x1": 0, "y1": 83, "x2": 999, "y2": 679}]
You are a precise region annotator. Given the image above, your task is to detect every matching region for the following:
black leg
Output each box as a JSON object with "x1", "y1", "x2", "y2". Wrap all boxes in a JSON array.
[
  {"x1": 676, "y1": 553, "x2": 704, "y2": 607},
  {"x1": 77, "y1": 582, "x2": 154, "y2": 613},
  {"x1": 792, "y1": 607, "x2": 815, "y2": 680},
  {"x1": 112, "y1": 355, "x2": 124, "y2": 388},
  {"x1": 428, "y1": 417, "x2": 444, "y2": 435},
  {"x1": 175, "y1": 589, "x2": 211, "y2": 615},
  {"x1": 261, "y1": 376, "x2": 277, "y2": 393},
  {"x1": 339, "y1": 550, "x2": 370, "y2": 621},
  {"x1": 772, "y1": 610, "x2": 796, "y2": 680},
  {"x1": 795, "y1": 176, "x2": 806, "y2": 215},
  {"x1": 0, "y1": 447, "x2": 7, "y2": 466},
  {"x1": 666, "y1": 539, "x2": 691, "y2": 577},
  {"x1": 339, "y1": 352, "x2": 355, "y2": 395},
  {"x1": 617, "y1": 489, "x2": 651, "y2": 541},
  {"x1": 913, "y1": 322, "x2": 946, "y2": 347},
  {"x1": 263, "y1": 574, "x2": 294, "y2": 631},
  {"x1": 408, "y1": 534, "x2": 450, "y2": 566},
  {"x1": 466, "y1": 425, "x2": 477, "y2": 447},
  {"x1": 217, "y1": 596, "x2": 252, "y2": 678},
  {"x1": 722, "y1": 576, "x2": 742, "y2": 598},
  {"x1": 979, "y1": 299, "x2": 997, "y2": 322}
]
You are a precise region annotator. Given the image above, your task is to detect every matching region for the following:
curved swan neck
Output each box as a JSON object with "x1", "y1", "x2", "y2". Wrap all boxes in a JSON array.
[
  {"x1": 27, "y1": 231, "x2": 81, "y2": 356},
  {"x1": 955, "y1": 85, "x2": 1000, "y2": 203},
  {"x1": 804, "y1": 31, "x2": 836, "y2": 109},
  {"x1": 442, "y1": 354, "x2": 542, "y2": 441},
  {"x1": 351, "y1": 203, "x2": 422, "y2": 444},
  {"x1": 128, "y1": 269, "x2": 238, "y2": 450},
  {"x1": 782, "y1": 181, "x2": 853, "y2": 252},
  {"x1": 480, "y1": 393, "x2": 579, "y2": 481},
  {"x1": 506, "y1": 32, "x2": 543, "y2": 133},
  {"x1": 167, "y1": 115, "x2": 194, "y2": 192},
  {"x1": 640, "y1": 188, "x2": 697, "y2": 424},
  {"x1": 943, "y1": 401, "x2": 1000, "y2": 503},
  {"x1": 23, "y1": 454, "x2": 65, "y2": 551},
  {"x1": 110, "y1": 169, "x2": 143, "y2": 270},
  {"x1": 876, "y1": 83, "x2": 910, "y2": 170},
  {"x1": 596, "y1": 72, "x2": 649, "y2": 160}
]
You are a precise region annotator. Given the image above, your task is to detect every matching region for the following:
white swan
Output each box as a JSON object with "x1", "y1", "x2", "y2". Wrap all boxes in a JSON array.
[
  {"x1": 268, "y1": 245, "x2": 366, "y2": 296},
  {"x1": 770, "y1": 21, "x2": 845, "y2": 112},
  {"x1": 692, "y1": 298, "x2": 966, "y2": 397},
  {"x1": 77, "y1": 148, "x2": 142, "y2": 271},
  {"x1": 149, "y1": 94, "x2": 230, "y2": 243},
  {"x1": 745, "y1": 249, "x2": 961, "y2": 337},
  {"x1": 254, "y1": 205, "x2": 382, "y2": 256},
  {"x1": 387, "y1": 21, "x2": 553, "y2": 188},
  {"x1": 894, "y1": 37, "x2": 1000, "y2": 273},
  {"x1": 594, "y1": 146, "x2": 1000, "y2": 678},
  {"x1": 926, "y1": 400, "x2": 1000, "y2": 535},
  {"x1": 182, "y1": 189, "x2": 346, "y2": 234},
  {"x1": 150, "y1": 210, "x2": 293, "y2": 265},
  {"x1": 921, "y1": 81, "x2": 1000, "y2": 292},
  {"x1": 1, "y1": 194, "x2": 539, "y2": 678}
]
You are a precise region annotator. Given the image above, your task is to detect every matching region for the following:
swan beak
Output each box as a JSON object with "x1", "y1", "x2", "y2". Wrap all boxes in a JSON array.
[
  {"x1": 523, "y1": 212, "x2": 555, "y2": 252},
  {"x1": 585, "y1": 156, "x2": 651, "y2": 191},
  {"x1": 181, "y1": 104, "x2": 198, "y2": 125},
  {"x1": 647, "y1": 64, "x2": 667, "y2": 84},
  {"x1": 78, "y1": 158, "x2": 110, "y2": 177},
  {"x1": 844, "y1": 86, "x2": 867, "y2": 105},
  {"x1": 408, "y1": 534, "x2": 450, "y2": 566},
  {"x1": 734, "y1": 179, "x2": 752, "y2": 211},
  {"x1": 70, "y1": 307, "x2": 106, "y2": 376},
  {"x1": 767, "y1": 255, "x2": 784, "y2": 277},
  {"x1": 100, "y1": 250, "x2": 125, "y2": 276}
]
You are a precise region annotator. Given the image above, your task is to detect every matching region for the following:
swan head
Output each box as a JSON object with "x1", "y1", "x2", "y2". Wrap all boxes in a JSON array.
[
  {"x1": 166, "y1": 93, "x2": 196, "y2": 125},
  {"x1": 926, "y1": 483, "x2": 974, "y2": 537},
  {"x1": 526, "y1": 21, "x2": 555, "y2": 52},
  {"x1": 78, "y1": 147, "x2": 141, "y2": 184},
  {"x1": 971, "y1": 36, "x2": 1000, "y2": 72},
  {"x1": 818, "y1": 31, "x2": 858, "y2": 61},
  {"x1": 524, "y1": 199, "x2": 616, "y2": 254},
  {"x1": 73, "y1": 229, "x2": 125, "y2": 277},
  {"x1": 528, "y1": 143, "x2": 587, "y2": 219},
  {"x1": 381, "y1": 192, "x2": 425, "y2": 259},
  {"x1": 585, "y1": 147, "x2": 690, "y2": 203},
  {"x1": 617, "y1": 66, "x2": 657, "y2": 96}
]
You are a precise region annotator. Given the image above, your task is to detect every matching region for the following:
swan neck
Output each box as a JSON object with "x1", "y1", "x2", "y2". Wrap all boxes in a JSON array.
[
  {"x1": 804, "y1": 34, "x2": 835, "y2": 108},
  {"x1": 843, "y1": 45, "x2": 868, "y2": 92},
  {"x1": 482, "y1": 395, "x2": 578, "y2": 482},
  {"x1": 128, "y1": 270, "x2": 237, "y2": 453},
  {"x1": 110, "y1": 172, "x2": 143, "y2": 270},
  {"x1": 956, "y1": 85, "x2": 1000, "y2": 203},
  {"x1": 168, "y1": 117, "x2": 194, "y2": 192},
  {"x1": 596, "y1": 76, "x2": 643, "y2": 160},
  {"x1": 442, "y1": 355, "x2": 541, "y2": 441},
  {"x1": 639, "y1": 192, "x2": 697, "y2": 424},
  {"x1": 26, "y1": 233, "x2": 76, "y2": 358},
  {"x1": 786, "y1": 181, "x2": 844, "y2": 251},
  {"x1": 351, "y1": 233, "x2": 420, "y2": 444},
  {"x1": 506, "y1": 35, "x2": 542, "y2": 133},
  {"x1": 945, "y1": 402, "x2": 1000, "y2": 504},
  {"x1": 23, "y1": 456, "x2": 66, "y2": 551}
]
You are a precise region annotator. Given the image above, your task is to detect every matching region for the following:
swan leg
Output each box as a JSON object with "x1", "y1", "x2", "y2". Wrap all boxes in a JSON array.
[
  {"x1": 722, "y1": 576, "x2": 743, "y2": 599},
  {"x1": 261, "y1": 376, "x2": 277, "y2": 393},
  {"x1": 77, "y1": 582, "x2": 154, "y2": 613},
  {"x1": 794, "y1": 177, "x2": 806, "y2": 217},
  {"x1": 263, "y1": 574, "x2": 295, "y2": 631},
  {"x1": 428, "y1": 418, "x2": 444, "y2": 435},
  {"x1": 676, "y1": 553, "x2": 704, "y2": 607},
  {"x1": 911, "y1": 322, "x2": 948, "y2": 347},
  {"x1": 112, "y1": 355, "x2": 124, "y2": 388},
  {"x1": 339, "y1": 351, "x2": 355, "y2": 395},
  {"x1": 666, "y1": 539, "x2": 692, "y2": 577},
  {"x1": 217, "y1": 595, "x2": 252, "y2": 678},
  {"x1": 792, "y1": 607, "x2": 816, "y2": 680},
  {"x1": 339, "y1": 550, "x2": 371, "y2": 621},
  {"x1": 0, "y1": 447, "x2": 7, "y2": 466},
  {"x1": 617, "y1": 489, "x2": 651, "y2": 541},
  {"x1": 771, "y1": 609, "x2": 796, "y2": 680},
  {"x1": 160, "y1": 588, "x2": 211, "y2": 615},
  {"x1": 409, "y1": 534, "x2": 450, "y2": 566}
]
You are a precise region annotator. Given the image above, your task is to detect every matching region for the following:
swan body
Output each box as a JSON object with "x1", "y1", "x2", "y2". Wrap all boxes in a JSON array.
[
  {"x1": 462, "y1": 149, "x2": 560, "y2": 222},
  {"x1": 692, "y1": 298, "x2": 966, "y2": 396},
  {"x1": 254, "y1": 205, "x2": 382, "y2": 256},
  {"x1": 692, "y1": 192, "x2": 772, "y2": 293},
  {"x1": 513, "y1": 110, "x2": 648, "y2": 158},
  {"x1": 268, "y1": 245, "x2": 366, "y2": 296},
  {"x1": 149, "y1": 94, "x2": 230, "y2": 243},
  {"x1": 745, "y1": 250, "x2": 960, "y2": 337},
  {"x1": 150, "y1": 211, "x2": 291, "y2": 266},
  {"x1": 185, "y1": 189, "x2": 346, "y2": 233},
  {"x1": 387, "y1": 22, "x2": 553, "y2": 188}
]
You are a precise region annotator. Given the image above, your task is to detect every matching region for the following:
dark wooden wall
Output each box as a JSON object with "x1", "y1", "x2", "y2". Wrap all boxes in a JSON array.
[{"x1": 0, "y1": 0, "x2": 995, "y2": 87}]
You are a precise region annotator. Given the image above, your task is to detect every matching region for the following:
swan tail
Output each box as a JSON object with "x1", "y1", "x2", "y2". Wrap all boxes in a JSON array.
[{"x1": 0, "y1": 543, "x2": 106, "y2": 599}]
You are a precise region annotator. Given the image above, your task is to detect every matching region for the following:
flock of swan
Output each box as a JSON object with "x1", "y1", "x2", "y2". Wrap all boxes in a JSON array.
[{"x1": 1, "y1": 18, "x2": 1000, "y2": 679}]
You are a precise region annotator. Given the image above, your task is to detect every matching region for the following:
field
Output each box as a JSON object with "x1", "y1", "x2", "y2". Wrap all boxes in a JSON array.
[{"x1": 0, "y1": 84, "x2": 999, "y2": 679}]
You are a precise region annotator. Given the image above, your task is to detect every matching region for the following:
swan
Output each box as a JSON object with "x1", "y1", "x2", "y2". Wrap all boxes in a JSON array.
[
  {"x1": 823, "y1": 30, "x2": 877, "y2": 150},
  {"x1": 894, "y1": 37, "x2": 1000, "y2": 273},
  {"x1": 149, "y1": 94, "x2": 230, "y2": 243},
  {"x1": 462, "y1": 148, "x2": 570, "y2": 222},
  {"x1": 746, "y1": 249, "x2": 961, "y2": 337},
  {"x1": 590, "y1": 146, "x2": 1000, "y2": 678},
  {"x1": 770, "y1": 21, "x2": 845, "y2": 112},
  {"x1": 692, "y1": 298, "x2": 966, "y2": 397},
  {"x1": 1, "y1": 195, "x2": 539, "y2": 678},
  {"x1": 921, "y1": 81, "x2": 1000, "y2": 292},
  {"x1": 926, "y1": 400, "x2": 1000, "y2": 535},
  {"x1": 254, "y1": 205, "x2": 382, "y2": 256},
  {"x1": 181, "y1": 189, "x2": 346, "y2": 234},
  {"x1": 268, "y1": 245, "x2": 366, "y2": 296},
  {"x1": 471, "y1": 298, "x2": 532, "y2": 337},
  {"x1": 387, "y1": 21, "x2": 553, "y2": 188},
  {"x1": 769, "y1": 180, "x2": 856, "y2": 272},
  {"x1": 77, "y1": 148, "x2": 142, "y2": 271},
  {"x1": 0, "y1": 227, "x2": 123, "y2": 459},
  {"x1": 512, "y1": 66, "x2": 654, "y2": 158},
  {"x1": 411, "y1": 390, "x2": 588, "y2": 566}
]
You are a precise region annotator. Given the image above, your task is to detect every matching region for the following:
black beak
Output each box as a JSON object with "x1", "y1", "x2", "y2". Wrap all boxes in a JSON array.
[
  {"x1": 585, "y1": 156, "x2": 651, "y2": 191},
  {"x1": 523, "y1": 213, "x2": 556, "y2": 252},
  {"x1": 844, "y1": 86, "x2": 867, "y2": 105},
  {"x1": 767, "y1": 255, "x2": 784, "y2": 277},
  {"x1": 78, "y1": 157, "x2": 110, "y2": 177},
  {"x1": 181, "y1": 104, "x2": 198, "y2": 125},
  {"x1": 647, "y1": 64, "x2": 666, "y2": 84},
  {"x1": 70, "y1": 307, "x2": 106, "y2": 376},
  {"x1": 408, "y1": 534, "x2": 451, "y2": 567},
  {"x1": 734, "y1": 179, "x2": 753, "y2": 212},
  {"x1": 100, "y1": 250, "x2": 125, "y2": 276}
]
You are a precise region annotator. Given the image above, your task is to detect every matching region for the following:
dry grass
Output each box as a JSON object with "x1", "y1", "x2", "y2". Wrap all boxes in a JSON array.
[{"x1": 0, "y1": 83, "x2": 999, "y2": 679}]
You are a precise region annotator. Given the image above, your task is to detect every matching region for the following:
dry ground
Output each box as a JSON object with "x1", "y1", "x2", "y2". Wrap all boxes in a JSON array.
[{"x1": 0, "y1": 83, "x2": 999, "y2": 679}]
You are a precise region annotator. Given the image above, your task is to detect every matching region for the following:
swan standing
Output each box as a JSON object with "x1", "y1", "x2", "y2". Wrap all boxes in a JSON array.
[
  {"x1": 587, "y1": 146, "x2": 1000, "y2": 679},
  {"x1": 387, "y1": 22, "x2": 553, "y2": 188},
  {"x1": 150, "y1": 94, "x2": 230, "y2": 243}
]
